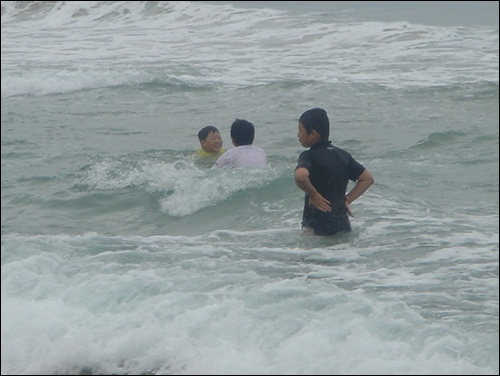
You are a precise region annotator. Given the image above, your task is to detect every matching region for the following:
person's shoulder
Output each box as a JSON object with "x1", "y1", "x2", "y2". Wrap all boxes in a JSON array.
[
  {"x1": 194, "y1": 149, "x2": 206, "y2": 156},
  {"x1": 330, "y1": 145, "x2": 354, "y2": 157},
  {"x1": 247, "y1": 144, "x2": 266, "y2": 153}
]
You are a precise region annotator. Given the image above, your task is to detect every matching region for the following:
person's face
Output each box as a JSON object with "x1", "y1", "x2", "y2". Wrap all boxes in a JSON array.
[
  {"x1": 297, "y1": 122, "x2": 318, "y2": 148},
  {"x1": 201, "y1": 131, "x2": 223, "y2": 154}
]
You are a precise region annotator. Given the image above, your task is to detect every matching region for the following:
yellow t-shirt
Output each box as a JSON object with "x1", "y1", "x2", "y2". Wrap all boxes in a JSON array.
[{"x1": 194, "y1": 149, "x2": 225, "y2": 158}]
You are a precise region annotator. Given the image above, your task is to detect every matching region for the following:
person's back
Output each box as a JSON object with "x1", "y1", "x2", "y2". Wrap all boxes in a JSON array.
[
  {"x1": 213, "y1": 119, "x2": 268, "y2": 169},
  {"x1": 294, "y1": 108, "x2": 374, "y2": 236},
  {"x1": 303, "y1": 142, "x2": 364, "y2": 215}
]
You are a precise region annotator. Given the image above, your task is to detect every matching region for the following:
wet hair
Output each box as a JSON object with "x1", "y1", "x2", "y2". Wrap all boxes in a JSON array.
[
  {"x1": 299, "y1": 108, "x2": 330, "y2": 141},
  {"x1": 198, "y1": 125, "x2": 220, "y2": 141},
  {"x1": 230, "y1": 119, "x2": 255, "y2": 146}
]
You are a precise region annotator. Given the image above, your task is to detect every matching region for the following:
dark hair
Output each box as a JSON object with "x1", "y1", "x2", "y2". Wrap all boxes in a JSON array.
[
  {"x1": 198, "y1": 125, "x2": 220, "y2": 141},
  {"x1": 230, "y1": 119, "x2": 255, "y2": 146},
  {"x1": 299, "y1": 108, "x2": 330, "y2": 140}
]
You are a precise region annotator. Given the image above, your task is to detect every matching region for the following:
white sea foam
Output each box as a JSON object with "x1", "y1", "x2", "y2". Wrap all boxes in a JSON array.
[
  {"x1": 2, "y1": 231, "x2": 498, "y2": 375},
  {"x1": 1, "y1": 1, "x2": 498, "y2": 98},
  {"x1": 79, "y1": 155, "x2": 285, "y2": 217}
]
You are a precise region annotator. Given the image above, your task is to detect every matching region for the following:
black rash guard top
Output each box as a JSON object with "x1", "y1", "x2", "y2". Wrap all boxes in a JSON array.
[{"x1": 295, "y1": 141, "x2": 366, "y2": 235}]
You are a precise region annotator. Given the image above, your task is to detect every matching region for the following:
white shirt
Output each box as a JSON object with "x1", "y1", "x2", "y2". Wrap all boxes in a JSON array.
[{"x1": 212, "y1": 144, "x2": 268, "y2": 169}]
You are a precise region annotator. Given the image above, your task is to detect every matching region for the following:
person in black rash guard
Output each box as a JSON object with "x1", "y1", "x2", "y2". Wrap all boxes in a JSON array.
[{"x1": 294, "y1": 108, "x2": 374, "y2": 236}]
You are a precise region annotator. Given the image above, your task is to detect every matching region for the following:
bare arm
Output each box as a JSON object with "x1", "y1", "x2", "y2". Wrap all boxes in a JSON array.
[
  {"x1": 294, "y1": 167, "x2": 331, "y2": 212},
  {"x1": 345, "y1": 169, "x2": 374, "y2": 216}
]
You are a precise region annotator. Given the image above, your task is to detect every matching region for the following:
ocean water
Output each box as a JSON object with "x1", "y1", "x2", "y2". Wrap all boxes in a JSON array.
[{"x1": 1, "y1": 1, "x2": 498, "y2": 374}]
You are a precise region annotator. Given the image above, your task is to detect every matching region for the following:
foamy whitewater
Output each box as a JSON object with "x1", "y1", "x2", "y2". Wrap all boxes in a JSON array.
[{"x1": 1, "y1": 1, "x2": 499, "y2": 375}]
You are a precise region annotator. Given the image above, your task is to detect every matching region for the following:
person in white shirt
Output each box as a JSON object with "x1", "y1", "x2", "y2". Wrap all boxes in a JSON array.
[{"x1": 212, "y1": 119, "x2": 268, "y2": 169}]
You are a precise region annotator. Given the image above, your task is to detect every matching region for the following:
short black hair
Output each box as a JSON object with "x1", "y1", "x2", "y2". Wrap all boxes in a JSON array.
[
  {"x1": 198, "y1": 125, "x2": 220, "y2": 141},
  {"x1": 299, "y1": 108, "x2": 330, "y2": 140},
  {"x1": 230, "y1": 119, "x2": 254, "y2": 146}
]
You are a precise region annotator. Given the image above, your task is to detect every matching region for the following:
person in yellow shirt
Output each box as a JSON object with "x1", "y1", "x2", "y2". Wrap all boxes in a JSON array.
[{"x1": 194, "y1": 125, "x2": 225, "y2": 158}]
